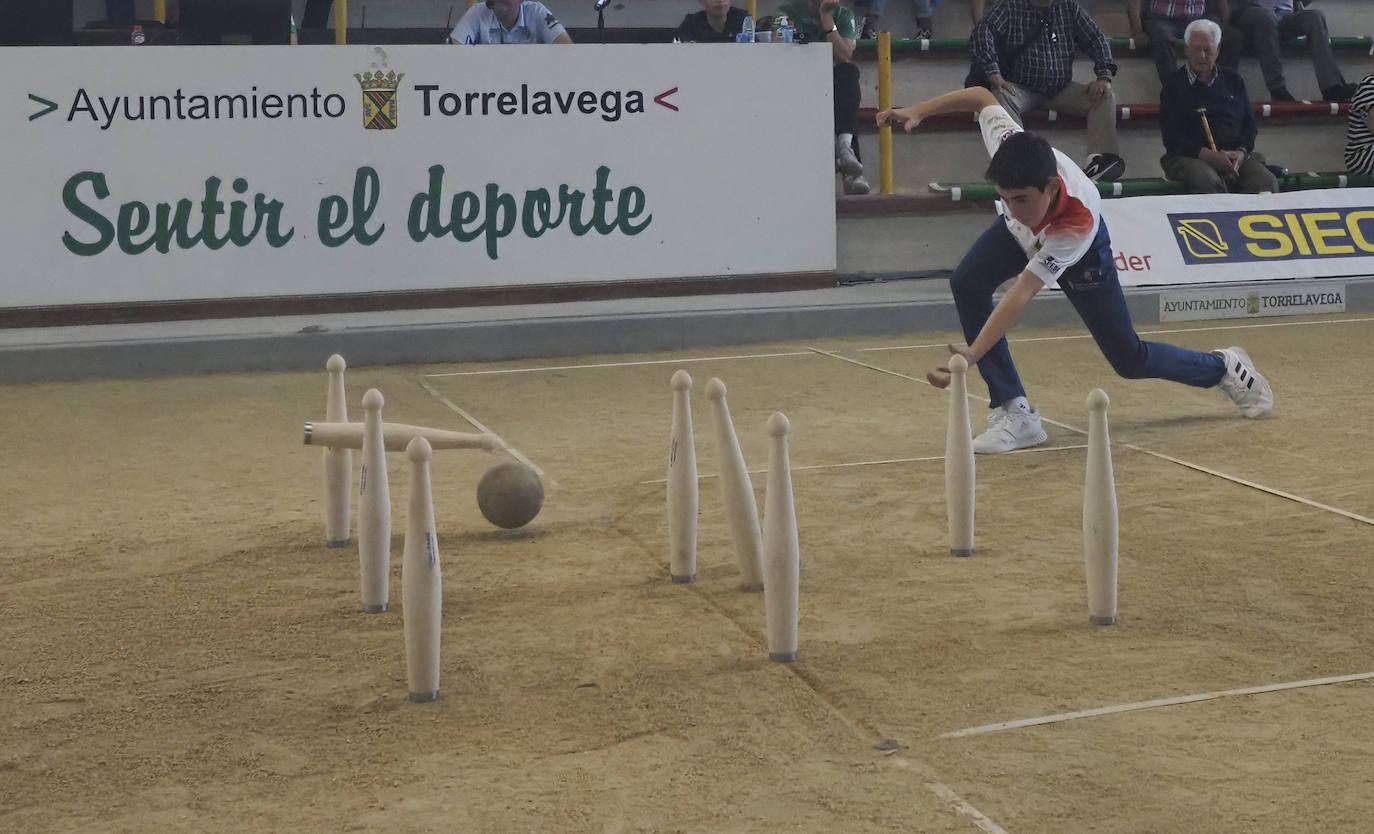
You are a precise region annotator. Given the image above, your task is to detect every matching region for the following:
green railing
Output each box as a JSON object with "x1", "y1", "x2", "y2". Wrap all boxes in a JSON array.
[
  {"x1": 929, "y1": 172, "x2": 1374, "y2": 201},
  {"x1": 855, "y1": 35, "x2": 1372, "y2": 54}
]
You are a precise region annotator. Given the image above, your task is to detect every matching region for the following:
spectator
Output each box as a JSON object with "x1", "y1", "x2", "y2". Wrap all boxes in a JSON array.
[
  {"x1": 1228, "y1": 0, "x2": 1354, "y2": 102},
  {"x1": 1346, "y1": 68, "x2": 1374, "y2": 174},
  {"x1": 449, "y1": 0, "x2": 573, "y2": 44},
  {"x1": 850, "y1": 0, "x2": 937, "y2": 39},
  {"x1": 1127, "y1": 0, "x2": 1238, "y2": 84},
  {"x1": 675, "y1": 0, "x2": 748, "y2": 41},
  {"x1": 302, "y1": 0, "x2": 333, "y2": 28},
  {"x1": 1159, "y1": 20, "x2": 1277, "y2": 193},
  {"x1": 971, "y1": 0, "x2": 1126, "y2": 181},
  {"x1": 777, "y1": 0, "x2": 871, "y2": 194}
]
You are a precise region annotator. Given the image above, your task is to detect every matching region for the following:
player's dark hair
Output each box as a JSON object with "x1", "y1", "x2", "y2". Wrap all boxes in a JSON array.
[{"x1": 985, "y1": 131, "x2": 1056, "y2": 191}]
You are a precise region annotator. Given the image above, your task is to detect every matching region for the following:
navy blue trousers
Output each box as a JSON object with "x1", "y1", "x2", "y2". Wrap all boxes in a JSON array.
[{"x1": 951, "y1": 217, "x2": 1227, "y2": 408}]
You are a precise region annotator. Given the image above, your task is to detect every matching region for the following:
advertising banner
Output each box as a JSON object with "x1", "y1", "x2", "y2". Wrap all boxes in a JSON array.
[{"x1": 1, "y1": 44, "x2": 836, "y2": 311}]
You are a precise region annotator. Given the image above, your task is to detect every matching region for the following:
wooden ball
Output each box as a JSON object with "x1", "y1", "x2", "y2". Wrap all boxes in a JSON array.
[{"x1": 477, "y1": 462, "x2": 544, "y2": 529}]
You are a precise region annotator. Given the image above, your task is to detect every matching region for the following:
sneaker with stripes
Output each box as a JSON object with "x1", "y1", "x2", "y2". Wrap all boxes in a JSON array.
[{"x1": 1213, "y1": 347, "x2": 1273, "y2": 418}]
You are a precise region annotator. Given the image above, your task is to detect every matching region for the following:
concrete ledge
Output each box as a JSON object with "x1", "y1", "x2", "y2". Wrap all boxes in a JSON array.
[{"x1": 4, "y1": 276, "x2": 1370, "y2": 383}]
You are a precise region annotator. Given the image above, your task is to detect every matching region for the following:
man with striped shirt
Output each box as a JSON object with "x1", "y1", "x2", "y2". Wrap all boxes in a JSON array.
[{"x1": 1346, "y1": 71, "x2": 1374, "y2": 175}]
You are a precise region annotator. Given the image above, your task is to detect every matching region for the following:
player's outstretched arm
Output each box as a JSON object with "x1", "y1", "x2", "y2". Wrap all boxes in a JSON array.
[
  {"x1": 876, "y1": 87, "x2": 1000, "y2": 132},
  {"x1": 927, "y1": 271, "x2": 1043, "y2": 388}
]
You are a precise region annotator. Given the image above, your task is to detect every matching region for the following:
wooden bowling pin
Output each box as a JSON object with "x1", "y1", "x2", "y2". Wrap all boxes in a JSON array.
[
  {"x1": 704, "y1": 378, "x2": 764, "y2": 592},
  {"x1": 762, "y1": 412, "x2": 799, "y2": 663},
  {"x1": 945, "y1": 354, "x2": 975, "y2": 557},
  {"x1": 304, "y1": 421, "x2": 499, "y2": 452},
  {"x1": 323, "y1": 354, "x2": 352, "y2": 547},
  {"x1": 667, "y1": 370, "x2": 698, "y2": 584},
  {"x1": 357, "y1": 388, "x2": 391, "y2": 613},
  {"x1": 402, "y1": 437, "x2": 442, "y2": 702},
  {"x1": 1084, "y1": 389, "x2": 1118, "y2": 626}
]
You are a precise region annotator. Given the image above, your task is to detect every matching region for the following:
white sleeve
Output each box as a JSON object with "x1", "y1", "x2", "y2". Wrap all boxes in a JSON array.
[
  {"x1": 977, "y1": 105, "x2": 1023, "y2": 159},
  {"x1": 449, "y1": 5, "x2": 483, "y2": 44},
  {"x1": 528, "y1": 2, "x2": 568, "y2": 42}
]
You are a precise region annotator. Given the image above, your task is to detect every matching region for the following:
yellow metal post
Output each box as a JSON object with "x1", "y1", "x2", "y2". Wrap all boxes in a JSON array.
[
  {"x1": 335, "y1": 0, "x2": 348, "y2": 44},
  {"x1": 153, "y1": 0, "x2": 166, "y2": 24},
  {"x1": 877, "y1": 32, "x2": 894, "y2": 195},
  {"x1": 747, "y1": 0, "x2": 757, "y2": 21}
]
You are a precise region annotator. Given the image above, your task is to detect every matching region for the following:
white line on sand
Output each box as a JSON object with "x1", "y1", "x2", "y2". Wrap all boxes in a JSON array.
[{"x1": 940, "y1": 672, "x2": 1374, "y2": 739}]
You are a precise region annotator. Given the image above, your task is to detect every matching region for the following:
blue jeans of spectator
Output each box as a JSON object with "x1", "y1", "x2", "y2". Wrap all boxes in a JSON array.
[{"x1": 950, "y1": 217, "x2": 1226, "y2": 408}]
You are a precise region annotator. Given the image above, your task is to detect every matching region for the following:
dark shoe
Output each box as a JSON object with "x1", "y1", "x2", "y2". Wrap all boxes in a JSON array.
[
  {"x1": 1322, "y1": 82, "x2": 1356, "y2": 103},
  {"x1": 1083, "y1": 153, "x2": 1125, "y2": 182},
  {"x1": 911, "y1": 26, "x2": 933, "y2": 40},
  {"x1": 1269, "y1": 87, "x2": 1296, "y2": 102},
  {"x1": 859, "y1": 16, "x2": 879, "y2": 39}
]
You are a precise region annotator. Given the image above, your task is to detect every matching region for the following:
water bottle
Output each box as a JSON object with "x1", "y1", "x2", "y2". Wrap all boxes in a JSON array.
[
  {"x1": 776, "y1": 15, "x2": 794, "y2": 43},
  {"x1": 739, "y1": 14, "x2": 754, "y2": 43},
  {"x1": 130, "y1": 24, "x2": 145, "y2": 45}
]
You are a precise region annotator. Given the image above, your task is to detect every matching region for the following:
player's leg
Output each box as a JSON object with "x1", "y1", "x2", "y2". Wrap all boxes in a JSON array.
[
  {"x1": 950, "y1": 218, "x2": 1031, "y2": 407},
  {"x1": 950, "y1": 218, "x2": 1049, "y2": 452},
  {"x1": 1059, "y1": 221, "x2": 1273, "y2": 416}
]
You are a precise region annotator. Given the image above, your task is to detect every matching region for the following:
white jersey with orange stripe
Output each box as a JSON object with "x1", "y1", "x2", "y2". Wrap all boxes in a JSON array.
[{"x1": 977, "y1": 104, "x2": 1103, "y2": 287}]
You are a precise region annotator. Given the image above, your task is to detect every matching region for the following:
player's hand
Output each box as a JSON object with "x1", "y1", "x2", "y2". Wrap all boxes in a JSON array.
[
  {"x1": 926, "y1": 344, "x2": 975, "y2": 388},
  {"x1": 1087, "y1": 78, "x2": 1112, "y2": 102},
  {"x1": 876, "y1": 106, "x2": 923, "y2": 132}
]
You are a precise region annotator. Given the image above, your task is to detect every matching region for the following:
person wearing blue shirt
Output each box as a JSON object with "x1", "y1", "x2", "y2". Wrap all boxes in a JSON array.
[{"x1": 449, "y1": 0, "x2": 574, "y2": 44}]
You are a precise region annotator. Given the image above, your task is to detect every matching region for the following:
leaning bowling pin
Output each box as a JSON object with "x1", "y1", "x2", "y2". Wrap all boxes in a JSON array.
[
  {"x1": 762, "y1": 413, "x2": 799, "y2": 663},
  {"x1": 1083, "y1": 388, "x2": 1118, "y2": 626},
  {"x1": 945, "y1": 354, "x2": 975, "y2": 557},
  {"x1": 357, "y1": 388, "x2": 391, "y2": 613},
  {"x1": 704, "y1": 378, "x2": 764, "y2": 592},
  {"x1": 323, "y1": 354, "x2": 352, "y2": 547},
  {"x1": 667, "y1": 370, "x2": 698, "y2": 583},
  {"x1": 402, "y1": 437, "x2": 442, "y2": 703}
]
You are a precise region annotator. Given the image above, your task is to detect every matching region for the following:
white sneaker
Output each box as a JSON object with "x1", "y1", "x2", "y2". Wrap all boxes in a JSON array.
[
  {"x1": 842, "y1": 174, "x2": 871, "y2": 195},
  {"x1": 835, "y1": 136, "x2": 864, "y2": 176},
  {"x1": 972, "y1": 404, "x2": 1048, "y2": 454},
  {"x1": 1213, "y1": 347, "x2": 1273, "y2": 418}
]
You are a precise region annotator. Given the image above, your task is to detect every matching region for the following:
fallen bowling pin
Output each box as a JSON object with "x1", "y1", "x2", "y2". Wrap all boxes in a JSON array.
[
  {"x1": 1083, "y1": 388, "x2": 1118, "y2": 626},
  {"x1": 944, "y1": 354, "x2": 975, "y2": 557},
  {"x1": 304, "y1": 421, "x2": 500, "y2": 452},
  {"x1": 705, "y1": 378, "x2": 764, "y2": 592},
  {"x1": 357, "y1": 389, "x2": 391, "y2": 613},
  {"x1": 402, "y1": 437, "x2": 442, "y2": 703}
]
